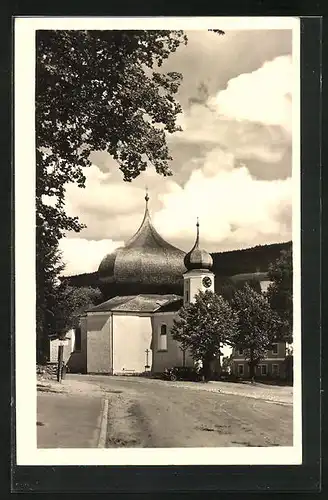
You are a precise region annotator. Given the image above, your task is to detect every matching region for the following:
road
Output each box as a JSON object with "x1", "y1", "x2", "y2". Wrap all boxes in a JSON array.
[{"x1": 51, "y1": 374, "x2": 293, "y2": 448}]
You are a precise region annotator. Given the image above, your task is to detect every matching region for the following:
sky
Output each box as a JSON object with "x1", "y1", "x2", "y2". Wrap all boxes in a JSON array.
[{"x1": 58, "y1": 27, "x2": 295, "y2": 276}]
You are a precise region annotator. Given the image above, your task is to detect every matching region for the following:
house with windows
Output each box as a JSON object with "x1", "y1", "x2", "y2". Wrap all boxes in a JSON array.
[{"x1": 230, "y1": 341, "x2": 288, "y2": 380}]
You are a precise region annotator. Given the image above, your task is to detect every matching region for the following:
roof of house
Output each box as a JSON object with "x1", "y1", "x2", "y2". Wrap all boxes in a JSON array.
[{"x1": 86, "y1": 294, "x2": 183, "y2": 314}]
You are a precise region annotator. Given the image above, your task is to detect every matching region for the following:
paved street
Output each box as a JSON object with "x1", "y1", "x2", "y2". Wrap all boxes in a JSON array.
[{"x1": 37, "y1": 375, "x2": 293, "y2": 448}]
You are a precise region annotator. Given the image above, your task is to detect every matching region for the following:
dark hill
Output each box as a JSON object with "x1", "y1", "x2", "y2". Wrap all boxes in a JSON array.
[
  {"x1": 62, "y1": 241, "x2": 292, "y2": 290},
  {"x1": 211, "y1": 241, "x2": 292, "y2": 277}
]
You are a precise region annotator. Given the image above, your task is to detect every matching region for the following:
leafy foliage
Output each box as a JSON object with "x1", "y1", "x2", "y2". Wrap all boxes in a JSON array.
[
  {"x1": 266, "y1": 249, "x2": 293, "y2": 342},
  {"x1": 230, "y1": 284, "x2": 284, "y2": 378},
  {"x1": 217, "y1": 276, "x2": 261, "y2": 303},
  {"x1": 221, "y1": 355, "x2": 233, "y2": 373},
  {"x1": 36, "y1": 246, "x2": 66, "y2": 362},
  {"x1": 171, "y1": 290, "x2": 239, "y2": 379},
  {"x1": 50, "y1": 284, "x2": 103, "y2": 339}
]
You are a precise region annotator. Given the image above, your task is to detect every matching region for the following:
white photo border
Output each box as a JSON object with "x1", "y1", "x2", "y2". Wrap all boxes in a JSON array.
[{"x1": 14, "y1": 16, "x2": 301, "y2": 466}]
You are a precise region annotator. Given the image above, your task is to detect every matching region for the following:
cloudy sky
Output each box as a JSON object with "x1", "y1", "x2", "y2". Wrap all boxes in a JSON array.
[{"x1": 59, "y1": 28, "x2": 295, "y2": 276}]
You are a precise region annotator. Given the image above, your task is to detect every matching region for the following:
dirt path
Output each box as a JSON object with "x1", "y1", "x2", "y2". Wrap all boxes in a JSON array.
[{"x1": 74, "y1": 375, "x2": 293, "y2": 448}]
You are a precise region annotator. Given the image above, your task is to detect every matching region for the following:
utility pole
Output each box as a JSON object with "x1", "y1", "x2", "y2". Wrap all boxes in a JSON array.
[
  {"x1": 56, "y1": 341, "x2": 64, "y2": 383},
  {"x1": 145, "y1": 349, "x2": 150, "y2": 371}
]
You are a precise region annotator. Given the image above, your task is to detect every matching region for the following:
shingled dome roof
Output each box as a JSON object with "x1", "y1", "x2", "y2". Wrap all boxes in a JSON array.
[
  {"x1": 184, "y1": 219, "x2": 213, "y2": 271},
  {"x1": 98, "y1": 192, "x2": 186, "y2": 298}
]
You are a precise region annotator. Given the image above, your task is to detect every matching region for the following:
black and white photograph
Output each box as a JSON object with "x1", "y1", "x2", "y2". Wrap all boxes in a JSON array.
[{"x1": 15, "y1": 16, "x2": 301, "y2": 466}]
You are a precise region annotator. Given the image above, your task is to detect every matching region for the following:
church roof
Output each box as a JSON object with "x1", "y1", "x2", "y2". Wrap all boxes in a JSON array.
[
  {"x1": 87, "y1": 294, "x2": 183, "y2": 314},
  {"x1": 98, "y1": 192, "x2": 186, "y2": 297}
]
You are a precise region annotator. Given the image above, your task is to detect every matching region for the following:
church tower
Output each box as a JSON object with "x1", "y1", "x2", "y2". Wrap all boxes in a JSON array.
[{"x1": 183, "y1": 219, "x2": 215, "y2": 305}]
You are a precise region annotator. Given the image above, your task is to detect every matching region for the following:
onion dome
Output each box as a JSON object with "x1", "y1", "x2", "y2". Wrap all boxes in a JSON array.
[
  {"x1": 98, "y1": 191, "x2": 186, "y2": 298},
  {"x1": 184, "y1": 219, "x2": 213, "y2": 271}
]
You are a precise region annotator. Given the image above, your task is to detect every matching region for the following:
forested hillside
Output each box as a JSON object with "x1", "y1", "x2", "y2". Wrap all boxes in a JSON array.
[
  {"x1": 62, "y1": 241, "x2": 292, "y2": 289},
  {"x1": 211, "y1": 241, "x2": 292, "y2": 277}
]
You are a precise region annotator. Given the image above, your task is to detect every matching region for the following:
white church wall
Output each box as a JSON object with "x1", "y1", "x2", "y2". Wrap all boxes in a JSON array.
[
  {"x1": 112, "y1": 314, "x2": 152, "y2": 374},
  {"x1": 87, "y1": 313, "x2": 112, "y2": 374},
  {"x1": 152, "y1": 313, "x2": 194, "y2": 373}
]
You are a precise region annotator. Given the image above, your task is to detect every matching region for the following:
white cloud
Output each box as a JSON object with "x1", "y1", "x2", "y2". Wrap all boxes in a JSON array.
[
  {"x1": 209, "y1": 55, "x2": 292, "y2": 131},
  {"x1": 59, "y1": 53, "x2": 294, "y2": 275},
  {"x1": 153, "y1": 147, "x2": 292, "y2": 252},
  {"x1": 60, "y1": 147, "x2": 292, "y2": 274},
  {"x1": 175, "y1": 55, "x2": 292, "y2": 154},
  {"x1": 59, "y1": 237, "x2": 124, "y2": 276}
]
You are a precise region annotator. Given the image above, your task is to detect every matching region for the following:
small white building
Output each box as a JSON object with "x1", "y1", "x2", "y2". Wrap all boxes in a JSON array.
[{"x1": 49, "y1": 329, "x2": 75, "y2": 364}]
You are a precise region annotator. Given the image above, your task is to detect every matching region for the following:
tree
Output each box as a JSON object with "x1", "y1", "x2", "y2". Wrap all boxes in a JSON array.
[
  {"x1": 230, "y1": 283, "x2": 284, "y2": 381},
  {"x1": 36, "y1": 246, "x2": 66, "y2": 363},
  {"x1": 266, "y1": 249, "x2": 293, "y2": 343},
  {"x1": 217, "y1": 276, "x2": 261, "y2": 304},
  {"x1": 50, "y1": 284, "x2": 103, "y2": 339},
  {"x1": 221, "y1": 355, "x2": 233, "y2": 374},
  {"x1": 171, "y1": 290, "x2": 239, "y2": 381}
]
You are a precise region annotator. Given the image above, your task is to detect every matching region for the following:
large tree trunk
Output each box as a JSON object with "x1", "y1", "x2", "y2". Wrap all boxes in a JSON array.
[
  {"x1": 249, "y1": 362, "x2": 256, "y2": 383},
  {"x1": 202, "y1": 356, "x2": 213, "y2": 382}
]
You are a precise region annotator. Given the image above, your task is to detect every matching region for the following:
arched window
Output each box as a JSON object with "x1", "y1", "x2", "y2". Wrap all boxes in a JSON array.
[{"x1": 159, "y1": 324, "x2": 167, "y2": 351}]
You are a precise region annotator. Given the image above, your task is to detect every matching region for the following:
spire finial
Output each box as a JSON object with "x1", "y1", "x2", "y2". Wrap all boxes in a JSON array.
[{"x1": 145, "y1": 186, "x2": 149, "y2": 205}]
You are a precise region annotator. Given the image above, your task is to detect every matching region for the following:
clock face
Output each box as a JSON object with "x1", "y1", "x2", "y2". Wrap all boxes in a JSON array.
[{"x1": 202, "y1": 276, "x2": 212, "y2": 288}]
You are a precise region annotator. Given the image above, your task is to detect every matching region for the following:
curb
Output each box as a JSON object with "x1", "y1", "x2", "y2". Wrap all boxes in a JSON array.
[{"x1": 97, "y1": 398, "x2": 109, "y2": 448}]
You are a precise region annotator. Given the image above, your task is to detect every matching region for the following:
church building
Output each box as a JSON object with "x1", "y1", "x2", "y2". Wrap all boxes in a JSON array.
[{"x1": 67, "y1": 192, "x2": 215, "y2": 375}]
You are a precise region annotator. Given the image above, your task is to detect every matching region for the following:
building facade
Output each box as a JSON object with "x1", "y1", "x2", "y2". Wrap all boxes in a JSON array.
[{"x1": 230, "y1": 341, "x2": 288, "y2": 380}]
